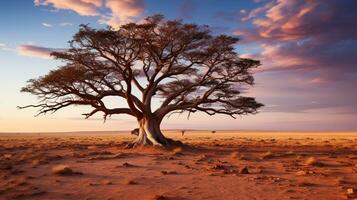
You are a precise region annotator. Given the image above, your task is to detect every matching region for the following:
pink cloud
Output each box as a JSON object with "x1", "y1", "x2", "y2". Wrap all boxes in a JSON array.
[
  {"x1": 99, "y1": 0, "x2": 144, "y2": 27},
  {"x1": 237, "y1": 0, "x2": 357, "y2": 81},
  {"x1": 34, "y1": 0, "x2": 102, "y2": 16},
  {"x1": 34, "y1": 0, "x2": 144, "y2": 27},
  {"x1": 17, "y1": 45, "x2": 57, "y2": 59}
]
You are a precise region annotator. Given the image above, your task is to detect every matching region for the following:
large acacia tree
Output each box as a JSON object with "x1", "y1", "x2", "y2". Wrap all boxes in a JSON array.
[{"x1": 19, "y1": 15, "x2": 263, "y2": 147}]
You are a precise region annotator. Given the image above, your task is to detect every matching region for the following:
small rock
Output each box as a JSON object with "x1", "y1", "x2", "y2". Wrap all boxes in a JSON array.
[
  {"x1": 103, "y1": 180, "x2": 113, "y2": 185},
  {"x1": 31, "y1": 159, "x2": 41, "y2": 167},
  {"x1": 122, "y1": 162, "x2": 135, "y2": 167},
  {"x1": 161, "y1": 170, "x2": 177, "y2": 175},
  {"x1": 52, "y1": 165, "x2": 82, "y2": 175},
  {"x1": 211, "y1": 164, "x2": 225, "y2": 170},
  {"x1": 239, "y1": 166, "x2": 249, "y2": 174},
  {"x1": 153, "y1": 195, "x2": 167, "y2": 200},
  {"x1": 3, "y1": 154, "x2": 12, "y2": 159},
  {"x1": 261, "y1": 151, "x2": 274, "y2": 159},
  {"x1": 87, "y1": 146, "x2": 98, "y2": 150},
  {"x1": 124, "y1": 179, "x2": 137, "y2": 185},
  {"x1": 295, "y1": 170, "x2": 306, "y2": 176},
  {"x1": 304, "y1": 157, "x2": 324, "y2": 167},
  {"x1": 347, "y1": 188, "x2": 354, "y2": 195}
]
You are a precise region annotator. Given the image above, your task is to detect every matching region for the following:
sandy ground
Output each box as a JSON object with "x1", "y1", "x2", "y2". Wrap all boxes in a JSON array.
[{"x1": 0, "y1": 130, "x2": 357, "y2": 200}]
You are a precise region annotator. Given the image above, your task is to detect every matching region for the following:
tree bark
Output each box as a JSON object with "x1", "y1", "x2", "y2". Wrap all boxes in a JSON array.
[{"x1": 127, "y1": 116, "x2": 169, "y2": 148}]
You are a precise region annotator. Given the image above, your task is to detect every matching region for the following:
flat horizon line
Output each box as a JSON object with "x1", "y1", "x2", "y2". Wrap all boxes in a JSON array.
[{"x1": 1, "y1": 129, "x2": 357, "y2": 134}]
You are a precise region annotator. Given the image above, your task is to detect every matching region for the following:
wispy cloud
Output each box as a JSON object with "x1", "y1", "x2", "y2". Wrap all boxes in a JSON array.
[
  {"x1": 42, "y1": 22, "x2": 73, "y2": 27},
  {"x1": 59, "y1": 22, "x2": 73, "y2": 26},
  {"x1": 42, "y1": 22, "x2": 53, "y2": 27},
  {"x1": 0, "y1": 43, "x2": 14, "y2": 51},
  {"x1": 17, "y1": 45, "x2": 59, "y2": 59}
]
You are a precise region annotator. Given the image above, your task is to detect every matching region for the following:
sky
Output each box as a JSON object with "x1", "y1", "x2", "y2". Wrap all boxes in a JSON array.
[{"x1": 0, "y1": 0, "x2": 357, "y2": 132}]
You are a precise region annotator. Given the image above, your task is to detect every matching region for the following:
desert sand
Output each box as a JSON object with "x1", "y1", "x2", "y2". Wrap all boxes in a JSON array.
[{"x1": 0, "y1": 130, "x2": 356, "y2": 200}]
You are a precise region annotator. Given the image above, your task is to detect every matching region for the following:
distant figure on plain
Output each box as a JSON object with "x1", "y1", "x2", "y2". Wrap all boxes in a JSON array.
[{"x1": 181, "y1": 130, "x2": 186, "y2": 136}]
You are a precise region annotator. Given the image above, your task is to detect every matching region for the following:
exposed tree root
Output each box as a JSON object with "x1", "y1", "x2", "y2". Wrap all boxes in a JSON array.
[{"x1": 125, "y1": 137, "x2": 184, "y2": 149}]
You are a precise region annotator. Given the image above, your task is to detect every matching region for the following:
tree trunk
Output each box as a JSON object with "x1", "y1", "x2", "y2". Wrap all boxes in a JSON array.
[{"x1": 128, "y1": 116, "x2": 169, "y2": 147}]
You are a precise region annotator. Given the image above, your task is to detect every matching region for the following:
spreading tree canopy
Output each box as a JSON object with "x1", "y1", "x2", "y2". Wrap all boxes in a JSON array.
[{"x1": 19, "y1": 15, "x2": 263, "y2": 147}]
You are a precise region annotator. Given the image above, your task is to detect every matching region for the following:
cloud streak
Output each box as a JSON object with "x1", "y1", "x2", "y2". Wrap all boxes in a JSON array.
[
  {"x1": 34, "y1": 0, "x2": 102, "y2": 16},
  {"x1": 42, "y1": 22, "x2": 53, "y2": 27},
  {"x1": 0, "y1": 43, "x2": 14, "y2": 51},
  {"x1": 59, "y1": 22, "x2": 73, "y2": 26},
  {"x1": 17, "y1": 45, "x2": 59, "y2": 59}
]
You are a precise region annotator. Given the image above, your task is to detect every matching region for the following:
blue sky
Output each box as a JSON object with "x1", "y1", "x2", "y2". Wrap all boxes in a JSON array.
[{"x1": 1, "y1": 0, "x2": 357, "y2": 132}]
